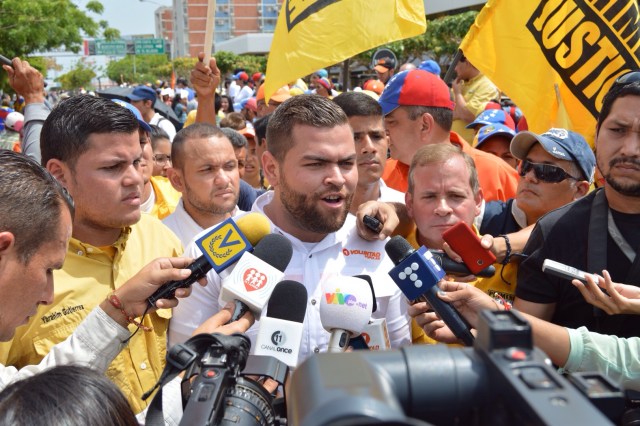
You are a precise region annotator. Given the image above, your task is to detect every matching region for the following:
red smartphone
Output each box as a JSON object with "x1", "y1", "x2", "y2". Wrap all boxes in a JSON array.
[{"x1": 442, "y1": 222, "x2": 496, "y2": 274}]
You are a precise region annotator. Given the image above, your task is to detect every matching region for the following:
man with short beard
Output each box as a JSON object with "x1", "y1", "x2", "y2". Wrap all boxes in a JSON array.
[
  {"x1": 172, "y1": 95, "x2": 411, "y2": 361},
  {"x1": 514, "y1": 74, "x2": 640, "y2": 339}
]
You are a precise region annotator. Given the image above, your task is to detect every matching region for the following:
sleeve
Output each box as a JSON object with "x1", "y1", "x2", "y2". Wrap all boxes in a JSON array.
[
  {"x1": 0, "y1": 307, "x2": 129, "y2": 390},
  {"x1": 465, "y1": 80, "x2": 500, "y2": 116},
  {"x1": 376, "y1": 287, "x2": 411, "y2": 349},
  {"x1": 20, "y1": 102, "x2": 51, "y2": 163},
  {"x1": 479, "y1": 200, "x2": 508, "y2": 236},
  {"x1": 515, "y1": 223, "x2": 559, "y2": 303},
  {"x1": 562, "y1": 327, "x2": 640, "y2": 391},
  {"x1": 168, "y1": 241, "x2": 223, "y2": 347}
]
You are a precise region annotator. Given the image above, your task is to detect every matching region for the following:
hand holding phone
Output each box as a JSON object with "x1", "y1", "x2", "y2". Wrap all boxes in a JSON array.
[
  {"x1": 442, "y1": 222, "x2": 497, "y2": 274},
  {"x1": 363, "y1": 215, "x2": 382, "y2": 233},
  {"x1": 0, "y1": 55, "x2": 12, "y2": 67},
  {"x1": 542, "y1": 259, "x2": 588, "y2": 283}
]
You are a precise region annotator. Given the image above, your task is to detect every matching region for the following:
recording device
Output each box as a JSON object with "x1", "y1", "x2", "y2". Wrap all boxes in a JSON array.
[
  {"x1": 147, "y1": 213, "x2": 270, "y2": 306},
  {"x1": 429, "y1": 249, "x2": 495, "y2": 278},
  {"x1": 145, "y1": 333, "x2": 289, "y2": 426},
  {"x1": 363, "y1": 214, "x2": 382, "y2": 233},
  {"x1": 253, "y1": 280, "x2": 307, "y2": 367},
  {"x1": 442, "y1": 222, "x2": 497, "y2": 274},
  {"x1": 220, "y1": 233, "x2": 293, "y2": 320},
  {"x1": 542, "y1": 259, "x2": 588, "y2": 283},
  {"x1": 386, "y1": 235, "x2": 475, "y2": 346},
  {"x1": 0, "y1": 54, "x2": 12, "y2": 67},
  {"x1": 360, "y1": 318, "x2": 390, "y2": 351},
  {"x1": 288, "y1": 309, "x2": 624, "y2": 426}
]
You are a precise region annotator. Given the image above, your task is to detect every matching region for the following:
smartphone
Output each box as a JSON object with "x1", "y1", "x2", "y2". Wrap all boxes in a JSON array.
[
  {"x1": 363, "y1": 215, "x2": 382, "y2": 233},
  {"x1": 0, "y1": 55, "x2": 12, "y2": 67},
  {"x1": 442, "y1": 222, "x2": 497, "y2": 275},
  {"x1": 542, "y1": 259, "x2": 588, "y2": 283}
]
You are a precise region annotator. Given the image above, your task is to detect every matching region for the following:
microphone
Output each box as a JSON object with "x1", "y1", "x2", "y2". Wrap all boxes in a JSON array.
[
  {"x1": 320, "y1": 276, "x2": 374, "y2": 353},
  {"x1": 147, "y1": 212, "x2": 271, "y2": 306},
  {"x1": 220, "y1": 233, "x2": 293, "y2": 320},
  {"x1": 385, "y1": 236, "x2": 475, "y2": 346},
  {"x1": 360, "y1": 318, "x2": 391, "y2": 351},
  {"x1": 253, "y1": 280, "x2": 307, "y2": 367},
  {"x1": 429, "y1": 250, "x2": 496, "y2": 278}
]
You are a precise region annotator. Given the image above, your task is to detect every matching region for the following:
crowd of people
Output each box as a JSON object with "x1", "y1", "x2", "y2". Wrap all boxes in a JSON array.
[{"x1": 0, "y1": 47, "x2": 639, "y2": 424}]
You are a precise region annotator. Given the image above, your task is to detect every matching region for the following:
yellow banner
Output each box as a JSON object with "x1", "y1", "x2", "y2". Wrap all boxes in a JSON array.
[
  {"x1": 264, "y1": 0, "x2": 426, "y2": 103},
  {"x1": 460, "y1": 0, "x2": 640, "y2": 146}
]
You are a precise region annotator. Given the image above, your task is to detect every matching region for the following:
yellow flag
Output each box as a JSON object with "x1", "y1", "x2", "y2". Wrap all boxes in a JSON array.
[
  {"x1": 460, "y1": 0, "x2": 640, "y2": 146},
  {"x1": 264, "y1": 0, "x2": 426, "y2": 103}
]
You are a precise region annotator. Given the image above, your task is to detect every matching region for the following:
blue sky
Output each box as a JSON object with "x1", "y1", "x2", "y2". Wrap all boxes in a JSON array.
[{"x1": 77, "y1": 0, "x2": 172, "y2": 35}]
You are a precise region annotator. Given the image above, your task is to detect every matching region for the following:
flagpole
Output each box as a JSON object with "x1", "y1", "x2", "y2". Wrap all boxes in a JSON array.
[{"x1": 203, "y1": 0, "x2": 216, "y2": 63}]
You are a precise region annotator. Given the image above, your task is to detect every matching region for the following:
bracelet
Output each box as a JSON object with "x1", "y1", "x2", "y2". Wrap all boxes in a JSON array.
[
  {"x1": 107, "y1": 292, "x2": 153, "y2": 332},
  {"x1": 498, "y1": 234, "x2": 512, "y2": 265},
  {"x1": 494, "y1": 294, "x2": 512, "y2": 311}
]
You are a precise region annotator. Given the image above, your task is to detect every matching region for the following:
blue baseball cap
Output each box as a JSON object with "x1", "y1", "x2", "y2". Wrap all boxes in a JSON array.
[
  {"x1": 476, "y1": 124, "x2": 516, "y2": 149},
  {"x1": 418, "y1": 60, "x2": 441, "y2": 76},
  {"x1": 466, "y1": 109, "x2": 516, "y2": 130},
  {"x1": 112, "y1": 99, "x2": 152, "y2": 133},
  {"x1": 128, "y1": 85, "x2": 157, "y2": 102},
  {"x1": 315, "y1": 69, "x2": 328, "y2": 78},
  {"x1": 510, "y1": 128, "x2": 596, "y2": 183}
]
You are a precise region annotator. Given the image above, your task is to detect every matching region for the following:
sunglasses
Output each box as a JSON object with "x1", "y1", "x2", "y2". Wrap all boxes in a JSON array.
[
  {"x1": 518, "y1": 160, "x2": 580, "y2": 183},
  {"x1": 613, "y1": 70, "x2": 640, "y2": 87}
]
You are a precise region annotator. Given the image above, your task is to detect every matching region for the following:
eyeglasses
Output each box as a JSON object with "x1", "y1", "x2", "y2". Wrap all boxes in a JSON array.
[
  {"x1": 613, "y1": 70, "x2": 640, "y2": 87},
  {"x1": 518, "y1": 160, "x2": 580, "y2": 183},
  {"x1": 153, "y1": 154, "x2": 172, "y2": 164}
]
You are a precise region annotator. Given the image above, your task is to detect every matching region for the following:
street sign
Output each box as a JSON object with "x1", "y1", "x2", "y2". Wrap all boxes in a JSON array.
[
  {"x1": 134, "y1": 38, "x2": 165, "y2": 54},
  {"x1": 95, "y1": 40, "x2": 126, "y2": 56}
]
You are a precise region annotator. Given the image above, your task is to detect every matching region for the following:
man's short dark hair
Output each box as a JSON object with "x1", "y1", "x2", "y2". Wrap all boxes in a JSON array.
[
  {"x1": 220, "y1": 128, "x2": 248, "y2": 150},
  {"x1": 253, "y1": 114, "x2": 271, "y2": 146},
  {"x1": 266, "y1": 94, "x2": 349, "y2": 162},
  {"x1": 597, "y1": 80, "x2": 640, "y2": 134},
  {"x1": 172, "y1": 123, "x2": 228, "y2": 169},
  {"x1": 0, "y1": 151, "x2": 74, "y2": 264},
  {"x1": 405, "y1": 105, "x2": 453, "y2": 131},
  {"x1": 332, "y1": 92, "x2": 382, "y2": 118},
  {"x1": 41, "y1": 95, "x2": 139, "y2": 168}
]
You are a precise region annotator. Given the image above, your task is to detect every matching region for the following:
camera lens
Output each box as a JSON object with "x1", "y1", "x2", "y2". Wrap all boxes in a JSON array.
[{"x1": 219, "y1": 377, "x2": 277, "y2": 426}]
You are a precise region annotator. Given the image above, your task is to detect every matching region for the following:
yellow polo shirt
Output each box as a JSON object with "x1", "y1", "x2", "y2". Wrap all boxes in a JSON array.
[
  {"x1": 150, "y1": 175, "x2": 182, "y2": 220},
  {"x1": 0, "y1": 214, "x2": 182, "y2": 413},
  {"x1": 452, "y1": 73, "x2": 500, "y2": 143},
  {"x1": 407, "y1": 226, "x2": 517, "y2": 344}
]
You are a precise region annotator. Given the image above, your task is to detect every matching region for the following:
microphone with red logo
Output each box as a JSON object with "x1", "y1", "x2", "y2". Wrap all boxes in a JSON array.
[
  {"x1": 320, "y1": 276, "x2": 374, "y2": 353},
  {"x1": 220, "y1": 233, "x2": 293, "y2": 321},
  {"x1": 252, "y1": 280, "x2": 307, "y2": 367}
]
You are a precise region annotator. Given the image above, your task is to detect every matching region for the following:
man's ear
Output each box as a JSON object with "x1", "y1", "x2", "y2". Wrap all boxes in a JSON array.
[
  {"x1": 46, "y1": 159, "x2": 71, "y2": 188},
  {"x1": 420, "y1": 112, "x2": 434, "y2": 133},
  {"x1": 262, "y1": 151, "x2": 279, "y2": 187},
  {"x1": 0, "y1": 232, "x2": 16, "y2": 271},
  {"x1": 167, "y1": 168, "x2": 184, "y2": 192},
  {"x1": 405, "y1": 191, "x2": 414, "y2": 219},
  {"x1": 474, "y1": 188, "x2": 484, "y2": 217},
  {"x1": 574, "y1": 181, "x2": 590, "y2": 200}
]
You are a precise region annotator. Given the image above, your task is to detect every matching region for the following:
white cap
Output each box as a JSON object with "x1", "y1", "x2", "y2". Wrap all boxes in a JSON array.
[{"x1": 5, "y1": 112, "x2": 24, "y2": 132}]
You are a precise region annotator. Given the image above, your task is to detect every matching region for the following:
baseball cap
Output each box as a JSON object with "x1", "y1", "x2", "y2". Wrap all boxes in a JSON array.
[
  {"x1": 257, "y1": 84, "x2": 291, "y2": 104},
  {"x1": 112, "y1": 99, "x2": 152, "y2": 133},
  {"x1": 128, "y1": 85, "x2": 157, "y2": 102},
  {"x1": 378, "y1": 69, "x2": 455, "y2": 115},
  {"x1": 315, "y1": 69, "x2": 328, "y2": 78},
  {"x1": 363, "y1": 79, "x2": 384, "y2": 95},
  {"x1": 466, "y1": 109, "x2": 516, "y2": 131},
  {"x1": 233, "y1": 71, "x2": 249, "y2": 82},
  {"x1": 475, "y1": 124, "x2": 516, "y2": 149},
  {"x1": 316, "y1": 77, "x2": 332, "y2": 90},
  {"x1": 418, "y1": 60, "x2": 441, "y2": 76},
  {"x1": 510, "y1": 128, "x2": 596, "y2": 183},
  {"x1": 241, "y1": 97, "x2": 258, "y2": 112},
  {"x1": 4, "y1": 112, "x2": 24, "y2": 132},
  {"x1": 252, "y1": 72, "x2": 263, "y2": 82},
  {"x1": 374, "y1": 57, "x2": 396, "y2": 73}
]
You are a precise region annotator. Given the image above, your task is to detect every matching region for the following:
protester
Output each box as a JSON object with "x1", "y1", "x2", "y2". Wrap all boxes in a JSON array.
[
  {"x1": 374, "y1": 56, "x2": 396, "y2": 84},
  {"x1": 129, "y1": 85, "x2": 177, "y2": 141},
  {"x1": 149, "y1": 125, "x2": 172, "y2": 177},
  {"x1": 474, "y1": 123, "x2": 517, "y2": 169}
]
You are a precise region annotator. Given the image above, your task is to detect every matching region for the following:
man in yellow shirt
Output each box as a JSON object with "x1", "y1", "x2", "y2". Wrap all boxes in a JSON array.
[{"x1": 0, "y1": 95, "x2": 182, "y2": 413}]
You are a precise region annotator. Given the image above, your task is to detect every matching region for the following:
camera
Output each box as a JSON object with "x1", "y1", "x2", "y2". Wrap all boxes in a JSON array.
[
  {"x1": 146, "y1": 333, "x2": 288, "y2": 426},
  {"x1": 287, "y1": 310, "x2": 626, "y2": 426}
]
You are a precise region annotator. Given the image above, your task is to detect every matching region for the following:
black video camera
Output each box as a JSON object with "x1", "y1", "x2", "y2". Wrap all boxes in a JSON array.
[
  {"x1": 145, "y1": 333, "x2": 288, "y2": 426},
  {"x1": 288, "y1": 310, "x2": 626, "y2": 426}
]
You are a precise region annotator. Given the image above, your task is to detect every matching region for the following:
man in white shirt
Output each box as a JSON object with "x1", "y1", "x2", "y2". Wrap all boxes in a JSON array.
[
  {"x1": 129, "y1": 85, "x2": 177, "y2": 141},
  {"x1": 163, "y1": 123, "x2": 242, "y2": 248},
  {"x1": 172, "y1": 95, "x2": 411, "y2": 359}
]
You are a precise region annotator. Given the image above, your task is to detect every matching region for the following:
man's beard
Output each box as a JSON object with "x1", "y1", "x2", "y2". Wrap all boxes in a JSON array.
[
  {"x1": 184, "y1": 182, "x2": 238, "y2": 216},
  {"x1": 279, "y1": 176, "x2": 353, "y2": 235},
  {"x1": 600, "y1": 156, "x2": 640, "y2": 197}
]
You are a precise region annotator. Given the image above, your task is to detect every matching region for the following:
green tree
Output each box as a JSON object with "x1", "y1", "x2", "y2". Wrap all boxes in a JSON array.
[
  {"x1": 56, "y1": 60, "x2": 96, "y2": 90},
  {"x1": 105, "y1": 54, "x2": 171, "y2": 85}
]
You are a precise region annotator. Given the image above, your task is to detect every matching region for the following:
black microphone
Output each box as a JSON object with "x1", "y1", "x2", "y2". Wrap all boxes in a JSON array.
[
  {"x1": 220, "y1": 233, "x2": 294, "y2": 322},
  {"x1": 253, "y1": 280, "x2": 307, "y2": 367},
  {"x1": 385, "y1": 236, "x2": 475, "y2": 346},
  {"x1": 429, "y1": 250, "x2": 496, "y2": 277}
]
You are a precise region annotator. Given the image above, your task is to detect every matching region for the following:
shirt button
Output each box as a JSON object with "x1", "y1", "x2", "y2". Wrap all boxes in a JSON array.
[
  {"x1": 311, "y1": 299, "x2": 316, "y2": 305},
  {"x1": 309, "y1": 254, "x2": 313, "y2": 258},
  {"x1": 77, "y1": 250, "x2": 83, "y2": 256},
  {"x1": 86, "y1": 247, "x2": 93, "y2": 253},
  {"x1": 140, "y1": 362, "x2": 147, "y2": 369},
  {"x1": 313, "y1": 347, "x2": 320, "y2": 353}
]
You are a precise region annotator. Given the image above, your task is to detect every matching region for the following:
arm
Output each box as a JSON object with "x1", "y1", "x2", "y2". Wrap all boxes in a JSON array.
[
  {"x1": 478, "y1": 225, "x2": 534, "y2": 263},
  {"x1": 191, "y1": 53, "x2": 221, "y2": 125},
  {"x1": 2, "y1": 58, "x2": 47, "y2": 162},
  {"x1": 571, "y1": 270, "x2": 640, "y2": 315},
  {"x1": 355, "y1": 201, "x2": 413, "y2": 241},
  {"x1": 452, "y1": 78, "x2": 476, "y2": 123}
]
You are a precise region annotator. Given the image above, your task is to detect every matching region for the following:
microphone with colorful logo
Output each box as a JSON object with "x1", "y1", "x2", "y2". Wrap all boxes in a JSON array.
[
  {"x1": 385, "y1": 235, "x2": 475, "y2": 346},
  {"x1": 219, "y1": 233, "x2": 293, "y2": 321},
  {"x1": 320, "y1": 276, "x2": 374, "y2": 353},
  {"x1": 147, "y1": 212, "x2": 271, "y2": 306},
  {"x1": 253, "y1": 280, "x2": 307, "y2": 367}
]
